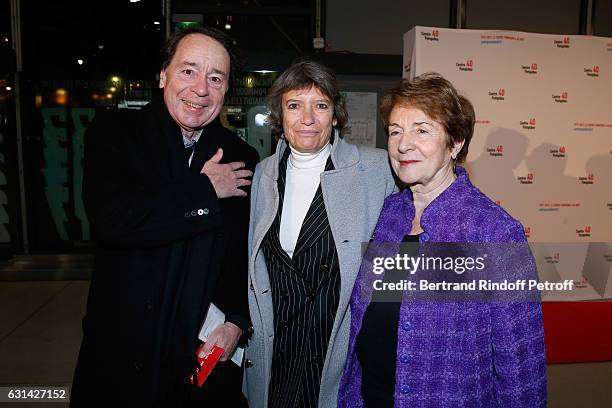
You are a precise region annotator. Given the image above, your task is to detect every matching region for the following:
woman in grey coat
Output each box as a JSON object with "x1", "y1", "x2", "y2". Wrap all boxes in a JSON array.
[{"x1": 244, "y1": 59, "x2": 396, "y2": 408}]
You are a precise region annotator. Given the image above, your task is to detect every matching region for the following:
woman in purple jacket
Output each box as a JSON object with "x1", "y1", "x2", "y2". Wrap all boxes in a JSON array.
[{"x1": 338, "y1": 73, "x2": 547, "y2": 407}]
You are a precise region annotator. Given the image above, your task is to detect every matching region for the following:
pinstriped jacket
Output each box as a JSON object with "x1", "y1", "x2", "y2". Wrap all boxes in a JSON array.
[
  {"x1": 262, "y1": 146, "x2": 341, "y2": 408},
  {"x1": 244, "y1": 136, "x2": 397, "y2": 408}
]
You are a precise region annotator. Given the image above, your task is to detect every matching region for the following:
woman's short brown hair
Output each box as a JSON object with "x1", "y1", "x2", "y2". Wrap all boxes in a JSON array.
[
  {"x1": 266, "y1": 59, "x2": 348, "y2": 138},
  {"x1": 379, "y1": 73, "x2": 475, "y2": 162}
]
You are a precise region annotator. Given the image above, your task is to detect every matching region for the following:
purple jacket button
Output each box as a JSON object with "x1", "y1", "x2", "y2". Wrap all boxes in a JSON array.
[
  {"x1": 400, "y1": 384, "x2": 409, "y2": 394},
  {"x1": 399, "y1": 354, "x2": 409, "y2": 364},
  {"x1": 421, "y1": 233, "x2": 430, "y2": 241},
  {"x1": 402, "y1": 321, "x2": 411, "y2": 331}
]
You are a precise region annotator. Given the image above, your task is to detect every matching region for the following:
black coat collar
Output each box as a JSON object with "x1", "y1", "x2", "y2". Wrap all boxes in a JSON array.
[{"x1": 143, "y1": 96, "x2": 228, "y2": 177}]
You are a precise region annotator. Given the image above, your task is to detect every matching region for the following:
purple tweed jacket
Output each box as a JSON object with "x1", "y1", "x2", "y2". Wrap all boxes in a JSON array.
[{"x1": 338, "y1": 166, "x2": 547, "y2": 407}]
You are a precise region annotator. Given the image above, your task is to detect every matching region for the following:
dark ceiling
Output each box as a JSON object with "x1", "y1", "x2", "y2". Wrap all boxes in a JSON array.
[{"x1": 14, "y1": 0, "x2": 318, "y2": 79}]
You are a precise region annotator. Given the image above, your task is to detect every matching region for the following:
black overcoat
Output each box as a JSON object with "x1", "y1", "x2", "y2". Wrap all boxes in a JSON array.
[{"x1": 70, "y1": 96, "x2": 258, "y2": 407}]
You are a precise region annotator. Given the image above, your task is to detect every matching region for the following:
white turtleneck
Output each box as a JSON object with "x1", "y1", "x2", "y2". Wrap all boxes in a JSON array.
[{"x1": 279, "y1": 143, "x2": 332, "y2": 258}]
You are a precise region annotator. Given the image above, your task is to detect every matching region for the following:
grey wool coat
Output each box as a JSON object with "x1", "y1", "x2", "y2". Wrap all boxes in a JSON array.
[{"x1": 244, "y1": 136, "x2": 397, "y2": 408}]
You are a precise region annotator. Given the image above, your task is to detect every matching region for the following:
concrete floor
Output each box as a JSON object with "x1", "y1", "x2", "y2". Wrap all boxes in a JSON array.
[{"x1": 0, "y1": 256, "x2": 610, "y2": 407}]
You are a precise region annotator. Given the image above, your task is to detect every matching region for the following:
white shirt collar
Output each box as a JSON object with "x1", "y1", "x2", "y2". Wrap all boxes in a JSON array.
[
  {"x1": 182, "y1": 129, "x2": 203, "y2": 148},
  {"x1": 288, "y1": 142, "x2": 331, "y2": 170}
]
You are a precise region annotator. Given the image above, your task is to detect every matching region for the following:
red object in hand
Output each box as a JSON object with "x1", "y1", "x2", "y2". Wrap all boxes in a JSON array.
[{"x1": 190, "y1": 343, "x2": 225, "y2": 387}]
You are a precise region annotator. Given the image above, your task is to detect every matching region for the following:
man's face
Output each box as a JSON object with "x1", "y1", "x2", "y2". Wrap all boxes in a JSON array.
[{"x1": 159, "y1": 34, "x2": 230, "y2": 136}]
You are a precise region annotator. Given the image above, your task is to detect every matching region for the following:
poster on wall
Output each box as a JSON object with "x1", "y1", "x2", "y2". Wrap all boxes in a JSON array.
[{"x1": 341, "y1": 91, "x2": 377, "y2": 147}]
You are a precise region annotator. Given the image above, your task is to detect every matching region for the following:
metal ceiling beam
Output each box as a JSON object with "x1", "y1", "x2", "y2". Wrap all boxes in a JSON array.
[
  {"x1": 174, "y1": 4, "x2": 311, "y2": 16},
  {"x1": 450, "y1": 0, "x2": 467, "y2": 29},
  {"x1": 10, "y1": 0, "x2": 28, "y2": 254},
  {"x1": 579, "y1": 0, "x2": 594, "y2": 35}
]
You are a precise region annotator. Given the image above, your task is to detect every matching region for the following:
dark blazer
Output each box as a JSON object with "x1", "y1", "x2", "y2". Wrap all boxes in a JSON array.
[{"x1": 70, "y1": 96, "x2": 258, "y2": 407}]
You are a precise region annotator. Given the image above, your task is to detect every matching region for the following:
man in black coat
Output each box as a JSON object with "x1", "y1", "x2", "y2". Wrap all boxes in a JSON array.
[{"x1": 70, "y1": 27, "x2": 258, "y2": 407}]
